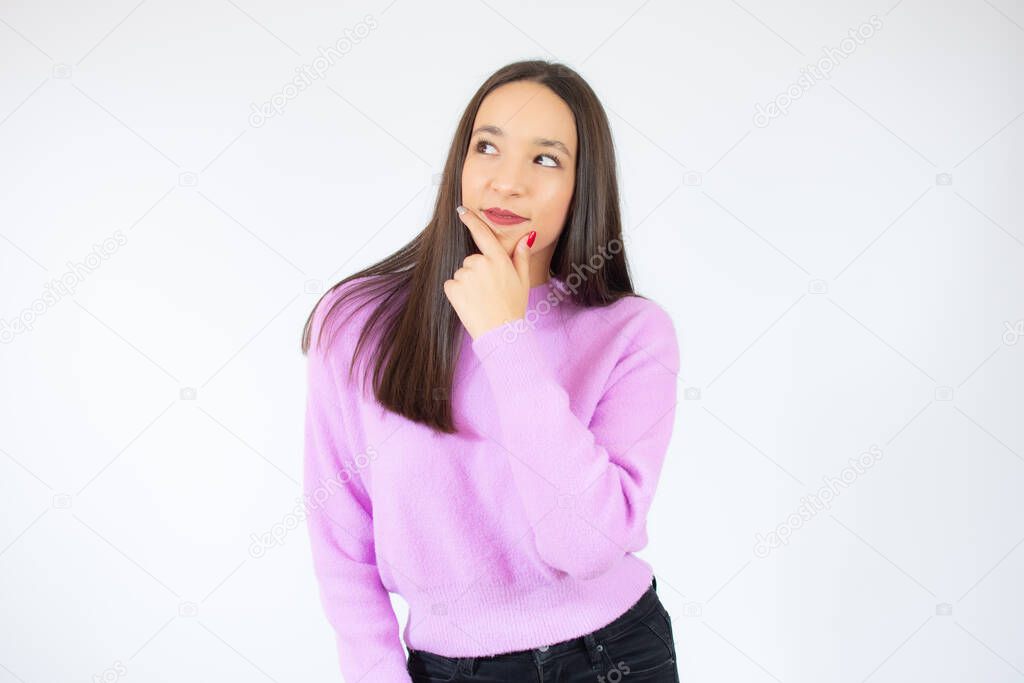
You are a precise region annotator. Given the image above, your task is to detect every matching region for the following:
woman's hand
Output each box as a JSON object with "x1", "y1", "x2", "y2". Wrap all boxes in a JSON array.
[{"x1": 444, "y1": 206, "x2": 536, "y2": 340}]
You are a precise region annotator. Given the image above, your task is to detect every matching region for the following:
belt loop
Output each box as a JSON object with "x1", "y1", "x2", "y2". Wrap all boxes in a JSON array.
[
  {"x1": 583, "y1": 632, "x2": 602, "y2": 669},
  {"x1": 652, "y1": 574, "x2": 658, "y2": 592}
]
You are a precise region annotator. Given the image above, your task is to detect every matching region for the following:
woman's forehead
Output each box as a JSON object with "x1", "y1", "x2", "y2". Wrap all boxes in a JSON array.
[{"x1": 474, "y1": 82, "x2": 577, "y2": 150}]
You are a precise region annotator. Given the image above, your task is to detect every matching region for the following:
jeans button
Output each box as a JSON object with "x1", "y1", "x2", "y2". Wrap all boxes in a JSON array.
[{"x1": 538, "y1": 646, "x2": 549, "y2": 651}]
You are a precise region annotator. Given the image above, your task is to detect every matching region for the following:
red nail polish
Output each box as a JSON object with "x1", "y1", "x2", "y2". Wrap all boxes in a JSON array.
[{"x1": 526, "y1": 230, "x2": 536, "y2": 248}]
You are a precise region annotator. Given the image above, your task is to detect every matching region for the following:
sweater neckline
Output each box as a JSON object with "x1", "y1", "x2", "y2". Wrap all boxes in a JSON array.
[{"x1": 527, "y1": 276, "x2": 564, "y2": 307}]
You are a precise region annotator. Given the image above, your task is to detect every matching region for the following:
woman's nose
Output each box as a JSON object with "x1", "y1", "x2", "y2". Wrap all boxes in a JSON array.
[{"x1": 489, "y1": 161, "x2": 526, "y2": 196}]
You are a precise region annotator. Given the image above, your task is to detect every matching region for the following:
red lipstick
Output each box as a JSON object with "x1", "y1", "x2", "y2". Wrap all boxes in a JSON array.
[{"x1": 483, "y1": 207, "x2": 528, "y2": 226}]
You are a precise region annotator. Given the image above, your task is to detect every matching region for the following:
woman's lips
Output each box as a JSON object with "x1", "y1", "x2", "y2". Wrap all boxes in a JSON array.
[{"x1": 483, "y1": 208, "x2": 528, "y2": 226}]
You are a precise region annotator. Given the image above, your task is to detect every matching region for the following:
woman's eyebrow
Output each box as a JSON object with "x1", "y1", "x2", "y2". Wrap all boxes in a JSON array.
[{"x1": 472, "y1": 124, "x2": 573, "y2": 159}]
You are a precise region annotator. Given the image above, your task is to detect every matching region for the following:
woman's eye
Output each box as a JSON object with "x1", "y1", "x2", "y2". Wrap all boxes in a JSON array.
[{"x1": 474, "y1": 140, "x2": 560, "y2": 168}]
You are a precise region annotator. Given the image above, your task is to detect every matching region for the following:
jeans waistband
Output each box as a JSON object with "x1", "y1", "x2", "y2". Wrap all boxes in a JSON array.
[{"x1": 428, "y1": 575, "x2": 661, "y2": 664}]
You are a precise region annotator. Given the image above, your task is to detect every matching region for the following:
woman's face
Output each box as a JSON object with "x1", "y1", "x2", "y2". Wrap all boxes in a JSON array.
[{"x1": 461, "y1": 81, "x2": 577, "y2": 266}]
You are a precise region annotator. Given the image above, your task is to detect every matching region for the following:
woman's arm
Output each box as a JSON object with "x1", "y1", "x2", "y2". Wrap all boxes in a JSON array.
[
  {"x1": 470, "y1": 300, "x2": 680, "y2": 581},
  {"x1": 303, "y1": 299, "x2": 412, "y2": 683}
]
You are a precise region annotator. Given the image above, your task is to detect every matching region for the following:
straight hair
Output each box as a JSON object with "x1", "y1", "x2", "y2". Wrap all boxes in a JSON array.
[{"x1": 301, "y1": 60, "x2": 641, "y2": 434}]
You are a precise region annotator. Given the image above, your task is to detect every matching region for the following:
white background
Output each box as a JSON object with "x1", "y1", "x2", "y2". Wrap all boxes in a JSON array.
[{"x1": 1, "y1": 0, "x2": 1022, "y2": 681}]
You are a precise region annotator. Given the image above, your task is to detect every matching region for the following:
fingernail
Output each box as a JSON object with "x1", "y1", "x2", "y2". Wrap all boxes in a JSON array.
[
  {"x1": 527, "y1": 230, "x2": 536, "y2": 248},
  {"x1": 456, "y1": 205, "x2": 467, "y2": 215}
]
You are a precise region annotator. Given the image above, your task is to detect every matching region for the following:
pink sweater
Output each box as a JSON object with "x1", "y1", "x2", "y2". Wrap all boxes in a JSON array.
[{"x1": 303, "y1": 275, "x2": 679, "y2": 682}]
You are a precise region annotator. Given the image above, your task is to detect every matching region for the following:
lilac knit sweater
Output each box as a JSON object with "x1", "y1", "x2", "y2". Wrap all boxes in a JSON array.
[{"x1": 303, "y1": 275, "x2": 680, "y2": 682}]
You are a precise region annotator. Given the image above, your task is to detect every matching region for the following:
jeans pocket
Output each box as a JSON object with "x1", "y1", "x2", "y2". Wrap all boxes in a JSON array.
[
  {"x1": 660, "y1": 604, "x2": 676, "y2": 645},
  {"x1": 599, "y1": 607, "x2": 676, "y2": 677},
  {"x1": 407, "y1": 649, "x2": 458, "y2": 682}
]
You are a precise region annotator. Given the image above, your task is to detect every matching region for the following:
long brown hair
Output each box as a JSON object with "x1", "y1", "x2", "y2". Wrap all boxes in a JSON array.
[{"x1": 301, "y1": 60, "x2": 639, "y2": 434}]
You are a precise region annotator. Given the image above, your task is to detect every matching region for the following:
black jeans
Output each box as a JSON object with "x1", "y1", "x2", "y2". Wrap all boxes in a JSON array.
[{"x1": 407, "y1": 575, "x2": 679, "y2": 682}]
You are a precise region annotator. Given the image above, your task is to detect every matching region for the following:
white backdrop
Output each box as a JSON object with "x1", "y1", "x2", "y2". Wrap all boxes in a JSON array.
[{"x1": 1, "y1": 0, "x2": 1022, "y2": 681}]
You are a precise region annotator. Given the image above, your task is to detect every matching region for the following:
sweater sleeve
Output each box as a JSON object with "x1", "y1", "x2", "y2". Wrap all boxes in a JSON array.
[
  {"x1": 469, "y1": 299, "x2": 680, "y2": 581},
  {"x1": 303, "y1": 297, "x2": 412, "y2": 682}
]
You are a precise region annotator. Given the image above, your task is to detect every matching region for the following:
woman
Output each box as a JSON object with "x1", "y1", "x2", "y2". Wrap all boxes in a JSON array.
[{"x1": 301, "y1": 60, "x2": 681, "y2": 682}]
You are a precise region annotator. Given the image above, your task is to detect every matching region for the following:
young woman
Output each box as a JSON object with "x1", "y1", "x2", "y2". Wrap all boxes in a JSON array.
[{"x1": 301, "y1": 60, "x2": 681, "y2": 682}]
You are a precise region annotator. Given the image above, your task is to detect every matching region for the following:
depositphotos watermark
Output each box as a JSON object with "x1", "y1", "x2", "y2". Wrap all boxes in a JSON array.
[
  {"x1": 91, "y1": 659, "x2": 127, "y2": 683},
  {"x1": 753, "y1": 14, "x2": 883, "y2": 128},
  {"x1": 248, "y1": 446, "x2": 378, "y2": 558},
  {"x1": 753, "y1": 444, "x2": 883, "y2": 558},
  {"x1": 497, "y1": 235, "x2": 632, "y2": 343},
  {"x1": 248, "y1": 15, "x2": 378, "y2": 128},
  {"x1": 1, "y1": 229, "x2": 128, "y2": 344},
  {"x1": 1003, "y1": 319, "x2": 1024, "y2": 345}
]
